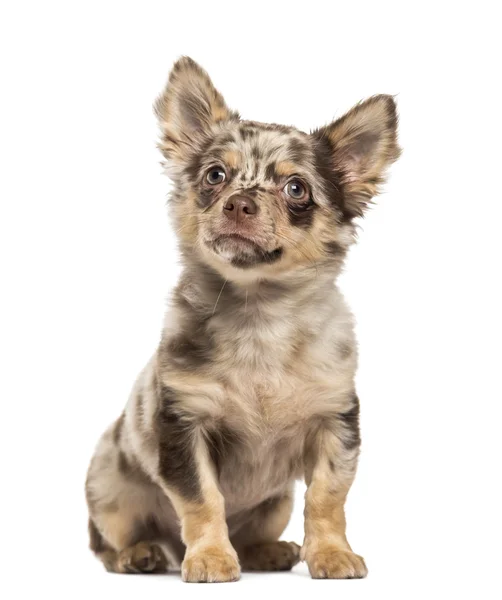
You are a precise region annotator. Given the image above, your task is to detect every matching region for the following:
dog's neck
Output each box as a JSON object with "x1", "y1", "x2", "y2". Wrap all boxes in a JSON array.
[{"x1": 174, "y1": 255, "x2": 341, "y2": 322}]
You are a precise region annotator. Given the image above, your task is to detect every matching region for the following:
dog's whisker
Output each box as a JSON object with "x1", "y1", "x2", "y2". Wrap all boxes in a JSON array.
[
  {"x1": 274, "y1": 231, "x2": 319, "y2": 280},
  {"x1": 212, "y1": 278, "x2": 228, "y2": 315}
]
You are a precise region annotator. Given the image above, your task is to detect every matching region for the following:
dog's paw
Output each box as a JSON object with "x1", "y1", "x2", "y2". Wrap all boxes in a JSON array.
[
  {"x1": 182, "y1": 545, "x2": 240, "y2": 583},
  {"x1": 116, "y1": 542, "x2": 169, "y2": 574},
  {"x1": 305, "y1": 546, "x2": 367, "y2": 579},
  {"x1": 240, "y1": 541, "x2": 301, "y2": 571}
]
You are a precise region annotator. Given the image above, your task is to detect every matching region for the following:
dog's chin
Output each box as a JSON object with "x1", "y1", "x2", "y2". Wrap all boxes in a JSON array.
[{"x1": 206, "y1": 234, "x2": 283, "y2": 270}]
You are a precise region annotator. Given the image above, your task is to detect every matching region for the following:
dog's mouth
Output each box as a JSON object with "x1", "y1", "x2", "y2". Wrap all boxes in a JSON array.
[{"x1": 207, "y1": 234, "x2": 283, "y2": 269}]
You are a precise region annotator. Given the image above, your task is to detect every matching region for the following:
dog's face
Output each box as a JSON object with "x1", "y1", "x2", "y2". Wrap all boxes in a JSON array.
[{"x1": 155, "y1": 57, "x2": 399, "y2": 282}]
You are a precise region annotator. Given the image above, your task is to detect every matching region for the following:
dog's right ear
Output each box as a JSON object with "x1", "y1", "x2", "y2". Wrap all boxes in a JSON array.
[{"x1": 155, "y1": 57, "x2": 238, "y2": 164}]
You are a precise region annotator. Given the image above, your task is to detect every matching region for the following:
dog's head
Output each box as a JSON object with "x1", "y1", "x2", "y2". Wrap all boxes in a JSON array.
[{"x1": 155, "y1": 57, "x2": 400, "y2": 282}]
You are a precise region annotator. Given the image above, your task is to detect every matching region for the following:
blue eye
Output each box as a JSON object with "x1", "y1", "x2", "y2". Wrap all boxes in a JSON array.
[
  {"x1": 284, "y1": 180, "x2": 307, "y2": 200},
  {"x1": 206, "y1": 167, "x2": 226, "y2": 185}
]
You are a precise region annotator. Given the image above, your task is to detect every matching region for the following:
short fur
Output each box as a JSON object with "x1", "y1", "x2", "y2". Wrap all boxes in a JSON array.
[{"x1": 86, "y1": 56, "x2": 400, "y2": 582}]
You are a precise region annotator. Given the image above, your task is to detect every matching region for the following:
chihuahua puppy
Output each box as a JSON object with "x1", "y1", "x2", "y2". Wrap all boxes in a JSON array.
[{"x1": 86, "y1": 56, "x2": 400, "y2": 582}]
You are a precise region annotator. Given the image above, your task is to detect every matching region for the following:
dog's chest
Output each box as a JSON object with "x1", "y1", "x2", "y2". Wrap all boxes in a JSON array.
[
  {"x1": 214, "y1": 313, "x2": 311, "y2": 424},
  {"x1": 209, "y1": 315, "x2": 315, "y2": 511},
  {"x1": 215, "y1": 395, "x2": 306, "y2": 514},
  {"x1": 202, "y1": 293, "x2": 352, "y2": 511}
]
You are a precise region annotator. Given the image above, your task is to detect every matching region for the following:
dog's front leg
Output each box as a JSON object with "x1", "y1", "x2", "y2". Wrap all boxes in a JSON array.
[
  {"x1": 173, "y1": 487, "x2": 240, "y2": 583},
  {"x1": 155, "y1": 386, "x2": 240, "y2": 583},
  {"x1": 302, "y1": 398, "x2": 368, "y2": 579}
]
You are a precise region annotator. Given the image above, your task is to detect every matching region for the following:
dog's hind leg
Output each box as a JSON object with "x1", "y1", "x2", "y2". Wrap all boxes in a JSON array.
[
  {"x1": 86, "y1": 417, "x2": 183, "y2": 574},
  {"x1": 88, "y1": 518, "x2": 170, "y2": 574},
  {"x1": 230, "y1": 486, "x2": 301, "y2": 572}
]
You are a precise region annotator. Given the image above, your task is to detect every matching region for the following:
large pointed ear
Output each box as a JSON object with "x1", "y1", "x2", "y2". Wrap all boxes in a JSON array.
[
  {"x1": 313, "y1": 95, "x2": 400, "y2": 219},
  {"x1": 154, "y1": 56, "x2": 238, "y2": 164}
]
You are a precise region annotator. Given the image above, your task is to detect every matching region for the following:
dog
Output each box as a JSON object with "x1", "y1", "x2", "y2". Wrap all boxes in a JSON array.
[{"x1": 85, "y1": 56, "x2": 400, "y2": 582}]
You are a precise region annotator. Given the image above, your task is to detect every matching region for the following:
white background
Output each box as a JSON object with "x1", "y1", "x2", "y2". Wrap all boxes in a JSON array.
[{"x1": 1, "y1": 1, "x2": 501, "y2": 598}]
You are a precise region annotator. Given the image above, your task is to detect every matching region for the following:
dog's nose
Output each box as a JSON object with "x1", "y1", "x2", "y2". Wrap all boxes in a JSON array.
[{"x1": 223, "y1": 195, "x2": 258, "y2": 220}]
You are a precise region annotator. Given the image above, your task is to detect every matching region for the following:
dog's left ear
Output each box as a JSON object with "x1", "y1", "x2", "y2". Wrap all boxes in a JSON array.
[
  {"x1": 313, "y1": 95, "x2": 400, "y2": 218},
  {"x1": 155, "y1": 56, "x2": 238, "y2": 164}
]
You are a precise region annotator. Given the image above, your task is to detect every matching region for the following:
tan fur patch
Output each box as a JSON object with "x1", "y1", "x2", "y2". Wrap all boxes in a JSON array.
[
  {"x1": 222, "y1": 149, "x2": 241, "y2": 169},
  {"x1": 275, "y1": 160, "x2": 297, "y2": 176}
]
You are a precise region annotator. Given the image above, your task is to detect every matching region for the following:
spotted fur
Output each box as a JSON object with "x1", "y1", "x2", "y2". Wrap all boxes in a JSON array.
[{"x1": 86, "y1": 56, "x2": 400, "y2": 582}]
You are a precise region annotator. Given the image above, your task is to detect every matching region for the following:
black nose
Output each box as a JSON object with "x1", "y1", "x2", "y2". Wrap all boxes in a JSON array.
[{"x1": 223, "y1": 195, "x2": 258, "y2": 220}]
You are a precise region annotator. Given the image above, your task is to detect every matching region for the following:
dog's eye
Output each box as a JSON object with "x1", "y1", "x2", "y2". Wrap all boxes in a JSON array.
[
  {"x1": 206, "y1": 167, "x2": 226, "y2": 185},
  {"x1": 284, "y1": 180, "x2": 307, "y2": 200}
]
